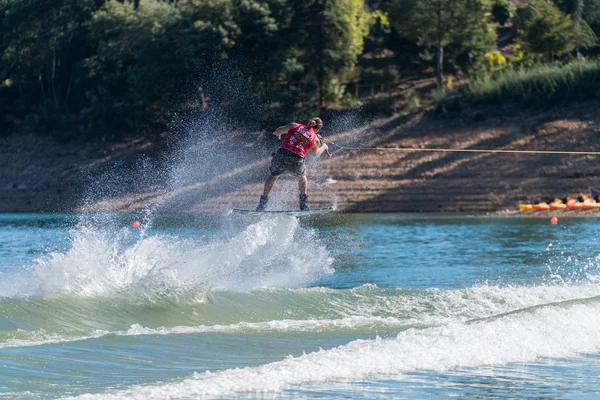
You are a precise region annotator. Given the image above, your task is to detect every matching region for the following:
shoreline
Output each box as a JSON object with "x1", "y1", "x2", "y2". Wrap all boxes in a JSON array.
[
  {"x1": 3, "y1": 209, "x2": 600, "y2": 219},
  {"x1": 3, "y1": 101, "x2": 600, "y2": 214}
]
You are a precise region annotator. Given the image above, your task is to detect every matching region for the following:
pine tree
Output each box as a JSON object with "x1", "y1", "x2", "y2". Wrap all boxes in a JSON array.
[
  {"x1": 519, "y1": 0, "x2": 579, "y2": 61},
  {"x1": 388, "y1": 0, "x2": 494, "y2": 88},
  {"x1": 289, "y1": 0, "x2": 373, "y2": 106},
  {"x1": 554, "y1": 0, "x2": 598, "y2": 55}
]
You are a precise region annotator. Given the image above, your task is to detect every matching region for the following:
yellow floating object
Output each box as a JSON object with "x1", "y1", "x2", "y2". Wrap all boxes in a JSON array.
[
  {"x1": 519, "y1": 204, "x2": 534, "y2": 212},
  {"x1": 518, "y1": 196, "x2": 600, "y2": 212}
]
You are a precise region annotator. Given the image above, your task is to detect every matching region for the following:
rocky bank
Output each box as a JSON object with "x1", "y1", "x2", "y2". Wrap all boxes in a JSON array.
[{"x1": 3, "y1": 102, "x2": 600, "y2": 214}]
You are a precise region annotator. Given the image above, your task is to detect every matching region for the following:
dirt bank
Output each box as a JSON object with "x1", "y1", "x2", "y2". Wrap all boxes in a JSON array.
[{"x1": 3, "y1": 102, "x2": 600, "y2": 214}]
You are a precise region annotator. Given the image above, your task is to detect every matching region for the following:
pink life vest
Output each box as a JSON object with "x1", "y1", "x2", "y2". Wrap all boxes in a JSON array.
[{"x1": 280, "y1": 124, "x2": 317, "y2": 158}]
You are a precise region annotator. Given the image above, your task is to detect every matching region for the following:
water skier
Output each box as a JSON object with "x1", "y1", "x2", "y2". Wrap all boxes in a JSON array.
[{"x1": 256, "y1": 117, "x2": 329, "y2": 211}]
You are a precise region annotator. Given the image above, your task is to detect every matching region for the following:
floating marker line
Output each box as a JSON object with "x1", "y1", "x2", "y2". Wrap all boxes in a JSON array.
[{"x1": 319, "y1": 137, "x2": 600, "y2": 156}]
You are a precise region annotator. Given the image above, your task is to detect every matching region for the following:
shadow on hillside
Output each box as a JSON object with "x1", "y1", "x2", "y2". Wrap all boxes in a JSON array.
[
  {"x1": 345, "y1": 116, "x2": 598, "y2": 212},
  {"x1": 79, "y1": 100, "x2": 600, "y2": 214}
]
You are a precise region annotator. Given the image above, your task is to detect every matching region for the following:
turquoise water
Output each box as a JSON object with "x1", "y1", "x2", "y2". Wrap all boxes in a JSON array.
[{"x1": 2, "y1": 213, "x2": 600, "y2": 399}]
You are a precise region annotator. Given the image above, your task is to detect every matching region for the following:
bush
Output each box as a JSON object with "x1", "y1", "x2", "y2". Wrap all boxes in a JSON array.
[
  {"x1": 322, "y1": 79, "x2": 347, "y2": 104},
  {"x1": 517, "y1": 0, "x2": 576, "y2": 61},
  {"x1": 435, "y1": 59, "x2": 600, "y2": 111},
  {"x1": 491, "y1": 0, "x2": 516, "y2": 26},
  {"x1": 403, "y1": 89, "x2": 420, "y2": 112},
  {"x1": 485, "y1": 51, "x2": 507, "y2": 70}
]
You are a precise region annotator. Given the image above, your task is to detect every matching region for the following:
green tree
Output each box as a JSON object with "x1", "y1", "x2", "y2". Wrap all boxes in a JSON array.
[
  {"x1": 0, "y1": 0, "x2": 102, "y2": 129},
  {"x1": 84, "y1": 0, "x2": 239, "y2": 130},
  {"x1": 289, "y1": 0, "x2": 373, "y2": 106},
  {"x1": 231, "y1": 0, "x2": 290, "y2": 87},
  {"x1": 363, "y1": 10, "x2": 391, "y2": 56},
  {"x1": 518, "y1": 0, "x2": 582, "y2": 61},
  {"x1": 553, "y1": 0, "x2": 598, "y2": 55},
  {"x1": 555, "y1": 0, "x2": 600, "y2": 26},
  {"x1": 491, "y1": 0, "x2": 516, "y2": 26},
  {"x1": 389, "y1": 0, "x2": 495, "y2": 88}
]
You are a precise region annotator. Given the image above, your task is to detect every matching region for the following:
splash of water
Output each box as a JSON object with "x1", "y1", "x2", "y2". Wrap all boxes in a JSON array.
[{"x1": 30, "y1": 216, "x2": 333, "y2": 299}]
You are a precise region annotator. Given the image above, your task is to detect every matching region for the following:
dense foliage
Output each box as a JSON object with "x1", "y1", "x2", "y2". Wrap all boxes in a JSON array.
[
  {"x1": 437, "y1": 59, "x2": 600, "y2": 110},
  {"x1": 1, "y1": 0, "x2": 600, "y2": 137},
  {"x1": 387, "y1": 0, "x2": 496, "y2": 88}
]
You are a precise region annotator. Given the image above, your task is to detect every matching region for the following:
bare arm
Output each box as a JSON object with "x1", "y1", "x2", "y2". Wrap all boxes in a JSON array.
[
  {"x1": 273, "y1": 123, "x2": 299, "y2": 139},
  {"x1": 310, "y1": 138, "x2": 329, "y2": 156}
]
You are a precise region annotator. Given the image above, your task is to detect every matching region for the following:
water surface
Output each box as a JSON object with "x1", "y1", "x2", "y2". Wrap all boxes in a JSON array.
[{"x1": 1, "y1": 213, "x2": 600, "y2": 399}]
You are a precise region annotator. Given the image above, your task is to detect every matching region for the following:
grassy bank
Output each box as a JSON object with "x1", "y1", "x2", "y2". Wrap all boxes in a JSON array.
[{"x1": 437, "y1": 60, "x2": 600, "y2": 112}]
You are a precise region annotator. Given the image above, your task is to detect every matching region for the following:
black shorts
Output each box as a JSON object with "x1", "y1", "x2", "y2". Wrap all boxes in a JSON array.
[{"x1": 269, "y1": 148, "x2": 306, "y2": 177}]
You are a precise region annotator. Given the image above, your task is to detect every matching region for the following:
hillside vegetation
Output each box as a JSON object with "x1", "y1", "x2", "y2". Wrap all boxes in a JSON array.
[
  {"x1": 438, "y1": 59, "x2": 600, "y2": 111},
  {"x1": 2, "y1": 0, "x2": 600, "y2": 139}
]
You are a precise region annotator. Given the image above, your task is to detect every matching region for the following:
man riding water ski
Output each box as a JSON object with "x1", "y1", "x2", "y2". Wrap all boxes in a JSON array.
[{"x1": 256, "y1": 117, "x2": 329, "y2": 211}]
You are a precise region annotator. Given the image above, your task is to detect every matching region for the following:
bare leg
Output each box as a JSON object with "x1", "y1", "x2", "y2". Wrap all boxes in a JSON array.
[
  {"x1": 298, "y1": 171, "x2": 309, "y2": 210},
  {"x1": 298, "y1": 171, "x2": 308, "y2": 194},
  {"x1": 263, "y1": 176, "x2": 278, "y2": 197}
]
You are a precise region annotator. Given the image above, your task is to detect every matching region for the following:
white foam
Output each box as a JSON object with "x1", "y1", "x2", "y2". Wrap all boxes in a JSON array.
[
  {"x1": 68, "y1": 300, "x2": 600, "y2": 399},
  {"x1": 31, "y1": 217, "x2": 333, "y2": 297},
  {"x1": 122, "y1": 315, "x2": 407, "y2": 336},
  {"x1": 0, "y1": 329, "x2": 108, "y2": 349},
  {"x1": 32, "y1": 226, "x2": 175, "y2": 296}
]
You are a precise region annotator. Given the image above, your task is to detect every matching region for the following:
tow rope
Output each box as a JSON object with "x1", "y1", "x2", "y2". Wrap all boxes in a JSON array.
[{"x1": 318, "y1": 136, "x2": 600, "y2": 157}]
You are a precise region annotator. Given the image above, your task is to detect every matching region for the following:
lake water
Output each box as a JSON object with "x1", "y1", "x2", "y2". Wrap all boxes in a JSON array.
[{"x1": 2, "y1": 212, "x2": 600, "y2": 399}]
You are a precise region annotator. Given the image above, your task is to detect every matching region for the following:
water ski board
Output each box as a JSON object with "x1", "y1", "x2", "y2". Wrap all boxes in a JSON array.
[{"x1": 232, "y1": 207, "x2": 334, "y2": 216}]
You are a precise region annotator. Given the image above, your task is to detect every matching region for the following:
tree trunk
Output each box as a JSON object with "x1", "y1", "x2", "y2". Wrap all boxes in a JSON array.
[
  {"x1": 575, "y1": 0, "x2": 583, "y2": 58},
  {"x1": 436, "y1": 40, "x2": 444, "y2": 89},
  {"x1": 436, "y1": 2, "x2": 444, "y2": 90},
  {"x1": 318, "y1": 16, "x2": 326, "y2": 107},
  {"x1": 318, "y1": 62, "x2": 324, "y2": 107}
]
